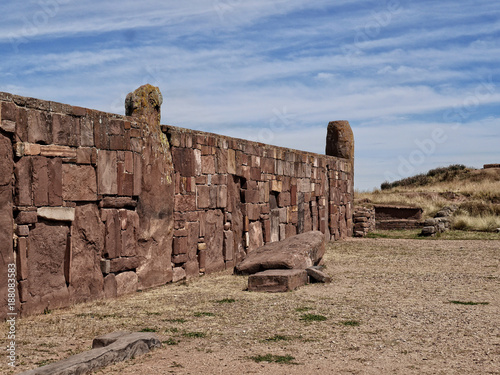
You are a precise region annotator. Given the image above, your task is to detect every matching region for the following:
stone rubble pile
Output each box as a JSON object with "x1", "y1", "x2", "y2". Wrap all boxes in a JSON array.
[{"x1": 420, "y1": 205, "x2": 457, "y2": 236}]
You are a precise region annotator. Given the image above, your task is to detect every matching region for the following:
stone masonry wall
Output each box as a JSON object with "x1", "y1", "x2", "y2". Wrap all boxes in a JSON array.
[
  {"x1": 165, "y1": 125, "x2": 353, "y2": 279},
  {"x1": 0, "y1": 90, "x2": 353, "y2": 318}
]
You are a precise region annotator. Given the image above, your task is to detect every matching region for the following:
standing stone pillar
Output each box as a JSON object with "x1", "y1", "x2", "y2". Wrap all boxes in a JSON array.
[
  {"x1": 326, "y1": 120, "x2": 355, "y2": 238},
  {"x1": 125, "y1": 84, "x2": 175, "y2": 288},
  {"x1": 325, "y1": 120, "x2": 354, "y2": 161}
]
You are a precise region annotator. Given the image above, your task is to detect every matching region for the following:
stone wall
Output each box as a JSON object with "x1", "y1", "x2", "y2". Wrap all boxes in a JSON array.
[
  {"x1": 165, "y1": 125, "x2": 353, "y2": 278},
  {"x1": 0, "y1": 88, "x2": 353, "y2": 318},
  {"x1": 353, "y1": 207, "x2": 375, "y2": 237}
]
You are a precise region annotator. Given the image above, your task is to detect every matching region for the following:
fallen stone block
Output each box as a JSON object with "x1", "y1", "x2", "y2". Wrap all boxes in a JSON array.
[
  {"x1": 248, "y1": 269, "x2": 308, "y2": 292},
  {"x1": 235, "y1": 231, "x2": 325, "y2": 275},
  {"x1": 306, "y1": 266, "x2": 331, "y2": 283},
  {"x1": 18, "y1": 331, "x2": 161, "y2": 375}
]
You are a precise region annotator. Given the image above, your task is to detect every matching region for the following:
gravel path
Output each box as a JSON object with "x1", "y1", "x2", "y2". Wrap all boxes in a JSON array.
[{"x1": 7, "y1": 238, "x2": 500, "y2": 374}]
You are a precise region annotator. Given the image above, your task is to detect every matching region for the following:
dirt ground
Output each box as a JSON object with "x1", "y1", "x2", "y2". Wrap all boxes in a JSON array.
[{"x1": 5, "y1": 238, "x2": 500, "y2": 374}]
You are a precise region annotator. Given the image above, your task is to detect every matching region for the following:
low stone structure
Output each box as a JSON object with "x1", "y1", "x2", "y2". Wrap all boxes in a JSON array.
[
  {"x1": 420, "y1": 206, "x2": 457, "y2": 236},
  {"x1": 248, "y1": 269, "x2": 308, "y2": 292},
  {"x1": 353, "y1": 206, "x2": 375, "y2": 237},
  {"x1": 374, "y1": 205, "x2": 424, "y2": 230},
  {"x1": 234, "y1": 231, "x2": 325, "y2": 275},
  {"x1": 484, "y1": 164, "x2": 500, "y2": 169},
  {"x1": 18, "y1": 331, "x2": 160, "y2": 375}
]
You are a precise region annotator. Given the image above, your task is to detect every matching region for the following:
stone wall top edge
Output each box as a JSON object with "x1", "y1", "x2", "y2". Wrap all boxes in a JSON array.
[
  {"x1": 162, "y1": 124, "x2": 350, "y2": 164},
  {"x1": 0, "y1": 91, "x2": 134, "y2": 120},
  {"x1": 0, "y1": 91, "x2": 352, "y2": 168}
]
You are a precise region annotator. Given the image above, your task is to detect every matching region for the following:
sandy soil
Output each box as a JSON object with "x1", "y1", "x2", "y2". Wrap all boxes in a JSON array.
[{"x1": 5, "y1": 238, "x2": 500, "y2": 374}]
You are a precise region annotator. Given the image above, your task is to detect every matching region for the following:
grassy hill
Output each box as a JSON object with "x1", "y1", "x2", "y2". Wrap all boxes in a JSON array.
[{"x1": 356, "y1": 165, "x2": 500, "y2": 232}]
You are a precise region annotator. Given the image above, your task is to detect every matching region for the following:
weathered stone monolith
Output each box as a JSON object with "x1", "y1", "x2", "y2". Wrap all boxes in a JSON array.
[
  {"x1": 125, "y1": 85, "x2": 174, "y2": 288},
  {"x1": 325, "y1": 120, "x2": 354, "y2": 161}
]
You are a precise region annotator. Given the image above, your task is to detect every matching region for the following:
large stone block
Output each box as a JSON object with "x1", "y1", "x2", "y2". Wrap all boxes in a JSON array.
[
  {"x1": 115, "y1": 271, "x2": 138, "y2": 296},
  {"x1": 14, "y1": 158, "x2": 32, "y2": 207},
  {"x1": 32, "y1": 156, "x2": 49, "y2": 206},
  {"x1": 52, "y1": 114, "x2": 80, "y2": 146},
  {"x1": 248, "y1": 221, "x2": 264, "y2": 252},
  {"x1": 121, "y1": 210, "x2": 139, "y2": 257},
  {"x1": 102, "y1": 209, "x2": 121, "y2": 259},
  {"x1": 28, "y1": 110, "x2": 52, "y2": 144},
  {"x1": 48, "y1": 158, "x2": 63, "y2": 206},
  {"x1": 0, "y1": 185, "x2": 15, "y2": 319},
  {"x1": 175, "y1": 194, "x2": 196, "y2": 212},
  {"x1": 223, "y1": 230, "x2": 234, "y2": 261},
  {"x1": 63, "y1": 164, "x2": 98, "y2": 201},
  {"x1": 0, "y1": 134, "x2": 13, "y2": 187},
  {"x1": 235, "y1": 230, "x2": 325, "y2": 275},
  {"x1": 248, "y1": 269, "x2": 308, "y2": 292},
  {"x1": 69, "y1": 204, "x2": 105, "y2": 303},
  {"x1": 25, "y1": 223, "x2": 70, "y2": 314},
  {"x1": 97, "y1": 150, "x2": 118, "y2": 195},
  {"x1": 172, "y1": 148, "x2": 201, "y2": 177},
  {"x1": 204, "y1": 209, "x2": 225, "y2": 274}
]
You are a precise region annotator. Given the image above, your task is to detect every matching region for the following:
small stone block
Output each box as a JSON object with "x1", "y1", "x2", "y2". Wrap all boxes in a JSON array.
[
  {"x1": 248, "y1": 269, "x2": 308, "y2": 293},
  {"x1": 306, "y1": 267, "x2": 331, "y2": 283}
]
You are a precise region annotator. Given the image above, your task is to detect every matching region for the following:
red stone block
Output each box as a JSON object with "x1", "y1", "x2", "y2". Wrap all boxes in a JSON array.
[
  {"x1": 291, "y1": 185, "x2": 297, "y2": 205},
  {"x1": 121, "y1": 210, "x2": 138, "y2": 257},
  {"x1": 27, "y1": 110, "x2": 52, "y2": 144},
  {"x1": 103, "y1": 209, "x2": 121, "y2": 259},
  {"x1": 133, "y1": 152, "x2": 142, "y2": 196},
  {"x1": 196, "y1": 185, "x2": 210, "y2": 209},
  {"x1": 173, "y1": 236, "x2": 188, "y2": 255},
  {"x1": 174, "y1": 194, "x2": 196, "y2": 212},
  {"x1": 76, "y1": 147, "x2": 92, "y2": 164},
  {"x1": 79, "y1": 117, "x2": 94, "y2": 147},
  {"x1": 250, "y1": 167, "x2": 261, "y2": 181},
  {"x1": 246, "y1": 204, "x2": 261, "y2": 221},
  {"x1": 216, "y1": 149, "x2": 227, "y2": 173},
  {"x1": 172, "y1": 253, "x2": 188, "y2": 265},
  {"x1": 48, "y1": 158, "x2": 63, "y2": 206},
  {"x1": 109, "y1": 119, "x2": 124, "y2": 135},
  {"x1": 263, "y1": 219, "x2": 271, "y2": 243},
  {"x1": 32, "y1": 156, "x2": 49, "y2": 206},
  {"x1": 201, "y1": 155, "x2": 215, "y2": 174},
  {"x1": 97, "y1": 150, "x2": 118, "y2": 195},
  {"x1": 14, "y1": 158, "x2": 32, "y2": 206},
  {"x1": 278, "y1": 192, "x2": 291, "y2": 207},
  {"x1": 16, "y1": 237, "x2": 28, "y2": 281},
  {"x1": 244, "y1": 189, "x2": 260, "y2": 204},
  {"x1": 286, "y1": 223, "x2": 297, "y2": 238},
  {"x1": 52, "y1": 114, "x2": 80, "y2": 146},
  {"x1": 62, "y1": 164, "x2": 97, "y2": 201},
  {"x1": 186, "y1": 221, "x2": 200, "y2": 261},
  {"x1": 248, "y1": 269, "x2": 308, "y2": 292},
  {"x1": 184, "y1": 260, "x2": 200, "y2": 279},
  {"x1": 110, "y1": 135, "x2": 127, "y2": 150},
  {"x1": 172, "y1": 148, "x2": 200, "y2": 177},
  {"x1": 217, "y1": 185, "x2": 227, "y2": 208},
  {"x1": 103, "y1": 274, "x2": 117, "y2": 299},
  {"x1": 1, "y1": 101, "x2": 17, "y2": 121},
  {"x1": 92, "y1": 114, "x2": 109, "y2": 149},
  {"x1": 15, "y1": 210, "x2": 37, "y2": 224}
]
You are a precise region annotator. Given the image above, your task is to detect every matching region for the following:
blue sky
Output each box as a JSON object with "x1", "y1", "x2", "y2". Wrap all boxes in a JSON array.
[{"x1": 1, "y1": 0, "x2": 499, "y2": 190}]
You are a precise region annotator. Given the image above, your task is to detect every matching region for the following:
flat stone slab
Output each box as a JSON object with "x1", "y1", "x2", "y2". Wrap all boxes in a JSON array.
[
  {"x1": 235, "y1": 231, "x2": 325, "y2": 275},
  {"x1": 248, "y1": 269, "x2": 308, "y2": 292},
  {"x1": 306, "y1": 266, "x2": 331, "y2": 283},
  {"x1": 19, "y1": 331, "x2": 161, "y2": 375}
]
